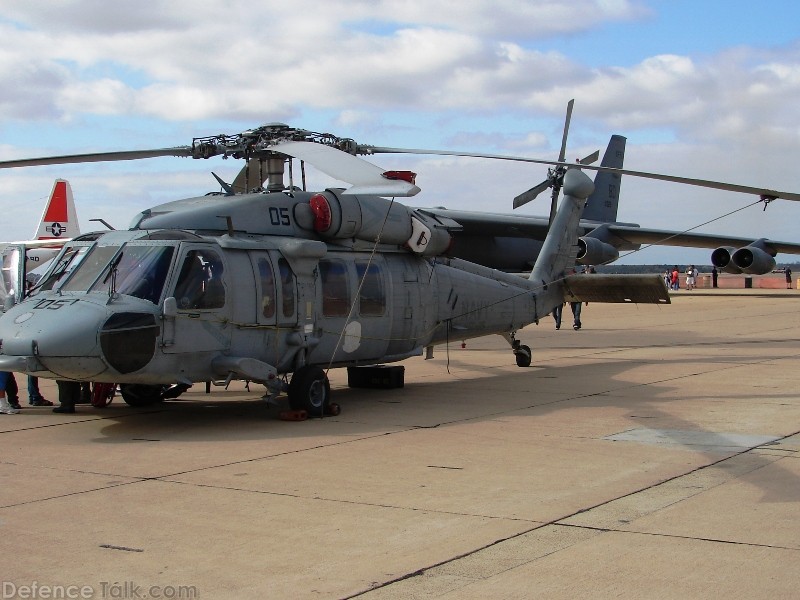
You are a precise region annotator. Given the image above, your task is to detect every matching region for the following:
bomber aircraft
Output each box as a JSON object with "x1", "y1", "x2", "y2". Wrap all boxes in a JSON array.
[{"x1": 406, "y1": 101, "x2": 800, "y2": 274}]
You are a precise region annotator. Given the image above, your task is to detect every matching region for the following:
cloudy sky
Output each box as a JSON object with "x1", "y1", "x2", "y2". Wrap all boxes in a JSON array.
[{"x1": 1, "y1": 0, "x2": 799, "y2": 264}]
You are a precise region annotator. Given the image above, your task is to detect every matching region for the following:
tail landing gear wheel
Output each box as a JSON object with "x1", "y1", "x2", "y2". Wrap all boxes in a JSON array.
[
  {"x1": 288, "y1": 366, "x2": 331, "y2": 418},
  {"x1": 515, "y1": 344, "x2": 532, "y2": 367}
]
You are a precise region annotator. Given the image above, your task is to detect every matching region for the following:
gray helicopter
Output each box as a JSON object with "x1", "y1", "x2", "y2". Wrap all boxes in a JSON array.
[
  {"x1": 2, "y1": 114, "x2": 798, "y2": 417},
  {"x1": 0, "y1": 123, "x2": 676, "y2": 416}
]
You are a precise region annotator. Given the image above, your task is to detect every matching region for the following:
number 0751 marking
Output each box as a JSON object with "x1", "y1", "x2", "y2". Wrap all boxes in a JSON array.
[{"x1": 33, "y1": 299, "x2": 80, "y2": 310}]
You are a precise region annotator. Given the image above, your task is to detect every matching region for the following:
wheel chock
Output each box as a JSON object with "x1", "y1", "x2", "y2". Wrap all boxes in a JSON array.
[
  {"x1": 279, "y1": 409, "x2": 308, "y2": 421},
  {"x1": 326, "y1": 403, "x2": 341, "y2": 416}
]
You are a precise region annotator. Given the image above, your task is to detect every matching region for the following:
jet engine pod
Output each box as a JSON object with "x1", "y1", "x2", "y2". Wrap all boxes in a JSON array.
[
  {"x1": 731, "y1": 245, "x2": 776, "y2": 275},
  {"x1": 711, "y1": 246, "x2": 740, "y2": 274},
  {"x1": 308, "y1": 190, "x2": 412, "y2": 245},
  {"x1": 576, "y1": 236, "x2": 619, "y2": 265}
]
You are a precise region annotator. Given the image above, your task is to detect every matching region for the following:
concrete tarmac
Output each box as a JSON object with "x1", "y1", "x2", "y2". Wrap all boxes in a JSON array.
[{"x1": 1, "y1": 289, "x2": 799, "y2": 599}]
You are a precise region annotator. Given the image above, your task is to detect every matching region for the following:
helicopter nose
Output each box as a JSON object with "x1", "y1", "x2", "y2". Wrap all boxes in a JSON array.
[
  {"x1": 0, "y1": 299, "x2": 149, "y2": 380},
  {"x1": 1, "y1": 299, "x2": 107, "y2": 360}
]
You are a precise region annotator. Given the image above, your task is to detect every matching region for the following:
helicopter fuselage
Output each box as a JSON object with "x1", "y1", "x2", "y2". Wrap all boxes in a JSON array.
[{"x1": 0, "y1": 190, "x2": 541, "y2": 390}]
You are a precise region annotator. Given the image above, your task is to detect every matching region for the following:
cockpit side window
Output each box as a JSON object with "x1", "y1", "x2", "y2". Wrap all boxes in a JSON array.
[
  {"x1": 1, "y1": 248, "x2": 22, "y2": 306},
  {"x1": 173, "y1": 249, "x2": 225, "y2": 310}
]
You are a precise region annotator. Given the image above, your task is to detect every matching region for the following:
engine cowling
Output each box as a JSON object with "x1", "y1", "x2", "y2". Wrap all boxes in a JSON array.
[
  {"x1": 302, "y1": 190, "x2": 452, "y2": 256},
  {"x1": 406, "y1": 212, "x2": 453, "y2": 256},
  {"x1": 576, "y1": 237, "x2": 619, "y2": 265},
  {"x1": 308, "y1": 190, "x2": 412, "y2": 245},
  {"x1": 711, "y1": 246, "x2": 739, "y2": 273},
  {"x1": 732, "y1": 245, "x2": 776, "y2": 275}
]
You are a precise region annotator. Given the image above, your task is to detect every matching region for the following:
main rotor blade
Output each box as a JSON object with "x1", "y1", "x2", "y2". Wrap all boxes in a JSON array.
[
  {"x1": 513, "y1": 179, "x2": 552, "y2": 209},
  {"x1": 0, "y1": 147, "x2": 193, "y2": 169},
  {"x1": 557, "y1": 99, "x2": 574, "y2": 163},
  {"x1": 272, "y1": 141, "x2": 420, "y2": 196},
  {"x1": 366, "y1": 146, "x2": 800, "y2": 202}
]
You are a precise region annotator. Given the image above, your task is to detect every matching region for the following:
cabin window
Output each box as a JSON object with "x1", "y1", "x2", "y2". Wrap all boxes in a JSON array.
[
  {"x1": 173, "y1": 249, "x2": 225, "y2": 310},
  {"x1": 319, "y1": 259, "x2": 350, "y2": 317},
  {"x1": 278, "y1": 258, "x2": 295, "y2": 319},
  {"x1": 257, "y1": 258, "x2": 276, "y2": 319},
  {"x1": 355, "y1": 261, "x2": 385, "y2": 316}
]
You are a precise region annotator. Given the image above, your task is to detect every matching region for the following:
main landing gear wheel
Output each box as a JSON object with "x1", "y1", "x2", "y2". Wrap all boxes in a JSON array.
[
  {"x1": 119, "y1": 384, "x2": 165, "y2": 407},
  {"x1": 91, "y1": 382, "x2": 116, "y2": 408},
  {"x1": 515, "y1": 344, "x2": 532, "y2": 368},
  {"x1": 288, "y1": 365, "x2": 331, "y2": 418}
]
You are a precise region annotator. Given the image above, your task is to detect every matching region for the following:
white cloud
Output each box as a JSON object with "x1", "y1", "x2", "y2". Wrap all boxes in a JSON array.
[{"x1": 0, "y1": 1, "x2": 644, "y2": 120}]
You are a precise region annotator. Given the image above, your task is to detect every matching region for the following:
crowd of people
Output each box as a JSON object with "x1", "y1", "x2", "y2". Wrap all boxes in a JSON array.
[
  {"x1": 664, "y1": 265, "x2": 701, "y2": 291},
  {"x1": 663, "y1": 265, "x2": 794, "y2": 291}
]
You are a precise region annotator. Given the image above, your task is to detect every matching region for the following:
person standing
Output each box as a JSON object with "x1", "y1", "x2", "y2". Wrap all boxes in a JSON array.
[
  {"x1": 570, "y1": 301, "x2": 582, "y2": 330},
  {"x1": 571, "y1": 265, "x2": 594, "y2": 330},
  {"x1": 28, "y1": 376, "x2": 53, "y2": 406},
  {"x1": 786, "y1": 267, "x2": 793, "y2": 289},
  {"x1": 5, "y1": 373, "x2": 21, "y2": 410},
  {"x1": 552, "y1": 303, "x2": 563, "y2": 329},
  {"x1": 686, "y1": 265, "x2": 697, "y2": 291},
  {"x1": 53, "y1": 380, "x2": 82, "y2": 414},
  {"x1": 712, "y1": 266, "x2": 718, "y2": 288},
  {"x1": 671, "y1": 266, "x2": 680, "y2": 291},
  {"x1": 0, "y1": 372, "x2": 20, "y2": 415}
]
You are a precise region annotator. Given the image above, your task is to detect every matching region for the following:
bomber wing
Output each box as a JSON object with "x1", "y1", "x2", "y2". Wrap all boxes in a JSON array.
[
  {"x1": 603, "y1": 224, "x2": 800, "y2": 255},
  {"x1": 423, "y1": 208, "x2": 800, "y2": 257}
]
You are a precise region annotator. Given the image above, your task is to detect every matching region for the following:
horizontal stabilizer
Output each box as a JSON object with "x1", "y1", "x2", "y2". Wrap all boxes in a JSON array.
[{"x1": 563, "y1": 274, "x2": 670, "y2": 304}]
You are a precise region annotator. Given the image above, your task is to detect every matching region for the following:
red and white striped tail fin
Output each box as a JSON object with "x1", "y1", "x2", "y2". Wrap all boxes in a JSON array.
[{"x1": 34, "y1": 179, "x2": 80, "y2": 241}]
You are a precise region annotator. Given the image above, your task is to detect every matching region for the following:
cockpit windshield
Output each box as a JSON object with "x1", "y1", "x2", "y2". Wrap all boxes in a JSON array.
[
  {"x1": 33, "y1": 245, "x2": 92, "y2": 294},
  {"x1": 91, "y1": 245, "x2": 175, "y2": 303},
  {"x1": 61, "y1": 245, "x2": 120, "y2": 292},
  {"x1": 44, "y1": 243, "x2": 175, "y2": 303}
]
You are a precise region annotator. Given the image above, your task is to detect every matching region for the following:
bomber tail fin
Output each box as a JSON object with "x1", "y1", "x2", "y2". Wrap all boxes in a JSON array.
[
  {"x1": 581, "y1": 135, "x2": 626, "y2": 223},
  {"x1": 34, "y1": 179, "x2": 80, "y2": 241}
]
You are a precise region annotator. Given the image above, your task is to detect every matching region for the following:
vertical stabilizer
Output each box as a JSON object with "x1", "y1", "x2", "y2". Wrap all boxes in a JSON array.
[
  {"x1": 530, "y1": 168, "x2": 595, "y2": 289},
  {"x1": 582, "y1": 135, "x2": 625, "y2": 223},
  {"x1": 34, "y1": 179, "x2": 80, "y2": 240}
]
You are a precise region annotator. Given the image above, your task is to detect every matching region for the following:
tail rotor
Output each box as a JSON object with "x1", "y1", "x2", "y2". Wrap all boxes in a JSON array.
[{"x1": 513, "y1": 99, "x2": 598, "y2": 225}]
